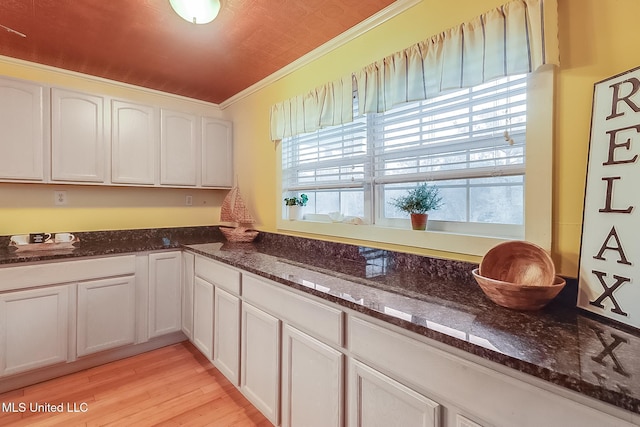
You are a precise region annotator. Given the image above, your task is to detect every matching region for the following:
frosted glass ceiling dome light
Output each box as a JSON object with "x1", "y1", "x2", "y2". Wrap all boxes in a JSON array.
[{"x1": 169, "y1": 0, "x2": 221, "y2": 24}]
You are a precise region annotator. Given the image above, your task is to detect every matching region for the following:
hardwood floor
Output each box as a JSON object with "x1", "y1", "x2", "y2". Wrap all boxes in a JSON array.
[{"x1": 0, "y1": 342, "x2": 272, "y2": 426}]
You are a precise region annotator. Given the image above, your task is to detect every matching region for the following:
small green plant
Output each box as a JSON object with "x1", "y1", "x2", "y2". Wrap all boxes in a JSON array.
[
  {"x1": 390, "y1": 183, "x2": 442, "y2": 214},
  {"x1": 284, "y1": 194, "x2": 308, "y2": 206}
]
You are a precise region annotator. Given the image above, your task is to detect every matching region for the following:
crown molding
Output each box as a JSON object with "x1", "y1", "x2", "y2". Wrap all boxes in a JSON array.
[
  {"x1": 219, "y1": 0, "x2": 422, "y2": 109},
  {"x1": 0, "y1": 0, "x2": 421, "y2": 111},
  {"x1": 0, "y1": 54, "x2": 222, "y2": 109}
]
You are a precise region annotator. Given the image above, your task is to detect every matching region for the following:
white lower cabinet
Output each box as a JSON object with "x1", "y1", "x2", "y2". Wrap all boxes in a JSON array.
[
  {"x1": 148, "y1": 251, "x2": 182, "y2": 338},
  {"x1": 192, "y1": 256, "x2": 241, "y2": 384},
  {"x1": 349, "y1": 358, "x2": 441, "y2": 427},
  {"x1": 0, "y1": 285, "x2": 70, "y2": 376},
  {"x1": 241, "y1": 301, "x2": 281, "y2": 426},
  {"x1": 213, "y1": 287, "x2": 240, "y2": 385},
  {"x1": 181, "y1": 251, "x2": 195, "y2": 340},
  {"x1": 76, "y1": 276, "x2": 136, "y2": 357},
  {"x1": 192, "y1": 277, "x2": 214, "y2": 359},
  {"x1": 348, "y1": 316, "x2": 637, "y2": 427},
  {"x1": 282, "y1": 324, "x2": 343, "y2": 427}
]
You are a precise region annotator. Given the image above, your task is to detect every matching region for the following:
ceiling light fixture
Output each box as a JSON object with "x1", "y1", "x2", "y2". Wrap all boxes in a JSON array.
[{"x1": 169, "y1": 0, "x2": 221, "y2": 24}]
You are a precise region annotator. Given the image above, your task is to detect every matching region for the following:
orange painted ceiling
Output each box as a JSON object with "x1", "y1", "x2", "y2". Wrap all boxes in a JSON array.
[{"x1": 0, "y1": 0, "x2": 395, "y2": 104}]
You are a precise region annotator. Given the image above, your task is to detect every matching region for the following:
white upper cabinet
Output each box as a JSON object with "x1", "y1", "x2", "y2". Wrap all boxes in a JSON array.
[
  {"x1": 201, "y1": 117, "x2": 233, "y2": 188},
  {"x1": 111, "y1": 100, "x2": 157, "y2": 185},
  {"x1": 0, "y1": 77, "x2": 45, "y2": 181},
  {"x1": 160, "y1": 109, "x2": 197, "y2": 186},
  {"x1": 51, "y1": 88, "x2": 105, "y2": 183},
  {"x1": 0, "y1": 75, "x2": 231, "y2": 188}
]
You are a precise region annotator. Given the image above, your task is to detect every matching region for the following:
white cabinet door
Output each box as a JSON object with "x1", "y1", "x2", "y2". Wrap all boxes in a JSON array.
[
  {"x1": 51, "y1": 88, "x2": 105, "y2": 182},
  {"x1": 0, "y1": 285, "x2": 69, "y2": 376},
  {"x1": 201, "y1": 117, "x2": 233, "y2": 188},
  {"x1": 192, "y1": 277, "x2": 214, "y2": 359},
  {"x1": 282, "y1": 324, "x2": 343, "y2": 427},
  {"x1": 241, "y1": 302, "x2": 281, "y2": 426},
  {"x1": 0, "y1": 77, "x2": 45, "y2": 181},
  {"x1": 181, "y1": 251, "x2": 195, "y2": 340},
  {"x1": 349, "y1": 359, "x2": 441, "y2": 427},
  {"x1": 111, "y1": 100, "x2": 157, "y2": 185},
  {"x1": 76, "y1": 276, "x2": 136, "y2": 357},
  {"x1": 213, "y1": 287, "x2": 240, "y2": 385},
  {"x1": 148, "y1": 251, "x2": 182, "y2": 338},
  {"x1": 160, "y1": 109, "x2": 197, "y2": 186}
]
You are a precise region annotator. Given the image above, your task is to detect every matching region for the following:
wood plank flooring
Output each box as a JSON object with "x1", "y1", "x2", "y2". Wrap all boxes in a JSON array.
[{"x1": 0, "y1": 342, "x2": 272, "y2": 426}]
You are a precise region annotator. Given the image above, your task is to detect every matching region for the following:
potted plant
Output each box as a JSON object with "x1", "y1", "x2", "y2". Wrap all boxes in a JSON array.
[
  {"x1": 390, "y1": 183, "x2": 442, "y2": 230},
  {"x1": 284, "y1": 194, "x2": 308, "y2": 221}
]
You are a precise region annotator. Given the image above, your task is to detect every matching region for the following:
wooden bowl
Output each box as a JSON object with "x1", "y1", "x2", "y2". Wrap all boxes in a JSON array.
[
  {"x1": 479, "y1": 241, "x2": 555, "y2": 287},
  {"x1": 472, "y1": 269, "x2": 566, "y2": 310}
]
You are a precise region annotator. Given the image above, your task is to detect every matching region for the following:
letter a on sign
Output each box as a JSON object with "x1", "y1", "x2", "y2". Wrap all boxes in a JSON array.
[{"x1": 578, "y1": 66, "x2": 640, "y2": 331}]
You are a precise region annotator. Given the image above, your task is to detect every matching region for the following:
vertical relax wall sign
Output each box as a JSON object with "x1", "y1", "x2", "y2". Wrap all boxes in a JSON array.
[{"x1": 578, "y1": 66, "x2": 640, "y2": 330}]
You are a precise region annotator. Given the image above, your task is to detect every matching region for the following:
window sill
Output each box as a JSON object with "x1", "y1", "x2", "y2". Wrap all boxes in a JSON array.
[{"x1": 276, "y1": 218, "x2": 515, "y2": 258}]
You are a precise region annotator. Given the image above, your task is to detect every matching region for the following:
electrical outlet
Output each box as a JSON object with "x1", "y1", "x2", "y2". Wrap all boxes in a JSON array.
[
  {"x1": 54, "y1": 190, "x2": 68, "y2": 206},
  {"x1": 185, "y1": 195, "x2": 193, "y2": 206}
]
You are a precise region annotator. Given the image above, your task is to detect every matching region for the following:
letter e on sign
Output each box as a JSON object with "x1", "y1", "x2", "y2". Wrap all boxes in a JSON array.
[{"x1": 579, "y1": 66, "x2": 640, "y2": 331}]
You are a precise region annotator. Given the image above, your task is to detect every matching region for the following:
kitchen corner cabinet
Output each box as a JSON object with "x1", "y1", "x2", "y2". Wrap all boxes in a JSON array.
[
  {"x1": 76, "y1": 276, "x2": 136, "y2": 357},
  {"x1": 213, "y1": 287, "x2": 240, "y2": 385},
  {"x1": 192, "y1": 277, "x2": 214, "y2": 359},
  {"x1": 0, "y1": 77, "x2": 46, "y2": 182},
  {"x1": 181, "y1": 252, "x2": 195, "y2": 340},
  {"x1": 0, "y1": 285, "x2": 69, "y2": 376},
  {"x1": 148, "y1": 251, "x2": 183, "y2": 338},
  {"x1": 111, "y1": 100, "x2": 157, "y2": 185},
  {"x1": 51, "y1": 88, "x2": 105, "y2": 183},
  {"x1": 192, "y1": 256, "x2": 241, "y2": 384},
  {"x1": 201, "y1": 117, "x2": 233, "y2": 188},
  {"x1": 160, "y1": 109, "x2": 197, "y2": 186}
]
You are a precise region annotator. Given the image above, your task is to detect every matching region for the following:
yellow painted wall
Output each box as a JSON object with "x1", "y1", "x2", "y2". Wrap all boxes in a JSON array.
[
  {"x1": 2, "y1": 0, "x2": 638, "y2": 277},
  {"x1": 0, "y1": 57, "x2": 227, "y2": 235},
  {"x1": 224, "y1": 0, "x2": 640, "y2": 277}
]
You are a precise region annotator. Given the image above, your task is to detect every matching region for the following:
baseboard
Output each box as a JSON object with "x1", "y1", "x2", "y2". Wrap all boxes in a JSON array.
[{"x1": 0, "y1": 332, "x2": 187, "y2": 394}]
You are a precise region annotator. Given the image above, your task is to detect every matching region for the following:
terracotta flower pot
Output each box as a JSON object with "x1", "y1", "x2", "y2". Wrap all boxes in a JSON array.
[{"x1": 410, "y1": 213, "x2": 428, "y2": 230}]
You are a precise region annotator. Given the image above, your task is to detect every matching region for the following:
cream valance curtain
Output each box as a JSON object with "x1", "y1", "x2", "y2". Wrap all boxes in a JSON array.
[
  {"x1": 270, "y1": 0, "x2": 558, "y2": 141},
  {"x1": 269, "y1": 75, "x2": 353, "y2": 141}
]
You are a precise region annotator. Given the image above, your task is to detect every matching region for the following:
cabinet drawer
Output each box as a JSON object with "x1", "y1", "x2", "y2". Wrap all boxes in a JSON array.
[
  {"x1": 243, "y1": 274, "x2": 343, "y2": 347},
  {"x1": 0, "y1": 255, "x2": 136, "y2": 292},
  {"x1": 195, "y1": 256, "x2": 240, "y2": 295}
]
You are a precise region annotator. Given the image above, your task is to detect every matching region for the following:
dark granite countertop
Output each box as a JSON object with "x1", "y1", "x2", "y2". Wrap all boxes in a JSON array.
[
  {"x1": 1, "y1": 227, "x2": 639, "y2": 417},
  {"x1": 185, "y1": 236, "x2": 640, "y2": 417},
  {"x1": 0, "y1": 227, "x2": 222, "y2": 265}
]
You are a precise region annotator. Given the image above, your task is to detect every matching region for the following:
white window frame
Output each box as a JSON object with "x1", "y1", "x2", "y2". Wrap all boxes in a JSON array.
[{"x1": 276, "y1": 65, "x2": 554, "y2": 257}]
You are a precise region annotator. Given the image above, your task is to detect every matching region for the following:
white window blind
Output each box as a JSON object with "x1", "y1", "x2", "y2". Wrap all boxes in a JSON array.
[
  {"x1": 282, "y1": 108, "x2": 367, "y2": 192},
  {"x1": 372, "y1": 74, "x2": 527, "y2": 186}
]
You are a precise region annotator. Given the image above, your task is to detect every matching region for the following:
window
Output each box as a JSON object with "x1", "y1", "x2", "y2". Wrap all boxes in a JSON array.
[{"x1": 279, "y1": 67, "x2": 553, "y2": 256}]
